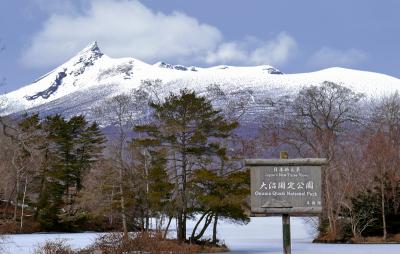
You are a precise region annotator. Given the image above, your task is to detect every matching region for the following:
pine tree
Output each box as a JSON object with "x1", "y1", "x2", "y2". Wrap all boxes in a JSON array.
[
  {"x1": 134, "y1": 89, "x2": 238, "y2": 241},
  {"x1": 191, "y1": 169, "x2": 250, "y2": 243},
  {"x1": 35, "y1": 114, "x2": 105, "y2": 230},
  {"x1": 147, "y1": 149, "x2": 174, "y2": 234}
]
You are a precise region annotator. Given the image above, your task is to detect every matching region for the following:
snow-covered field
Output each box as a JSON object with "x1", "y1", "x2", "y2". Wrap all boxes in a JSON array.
[{"x1": 3, "y1": 217, "x2": 400, "y2": 254}]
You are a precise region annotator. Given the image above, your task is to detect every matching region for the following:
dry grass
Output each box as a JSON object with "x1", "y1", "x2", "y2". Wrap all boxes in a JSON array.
[
  {"x1": 32, "y1": 232, "x2": 228, "y2": 254},
  {"x1": 0, "y1": 219, "x2": 41, "y2": 234},
  {"x1": 83, "y1": 232, "x2": 200, "y2": 254},
  {"x1": 198, "y1": 245, "x2": 229, "y2": 253},
  {"x1": 351, "y1": 234, "x2": 400, "y2": 243},
  {"x1": 33, "y1": 238, "x2": 74, "y2": 254}
]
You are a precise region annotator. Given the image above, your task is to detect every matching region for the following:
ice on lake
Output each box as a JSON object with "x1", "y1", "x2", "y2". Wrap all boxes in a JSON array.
[{"x1": 3, "y1": 217, "x2": 400, "y2": 254}]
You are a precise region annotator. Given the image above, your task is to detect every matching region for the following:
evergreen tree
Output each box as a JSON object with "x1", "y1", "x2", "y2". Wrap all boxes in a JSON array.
[
  {"x1": 147, "y1": 149, "x2": 174, "y2": 234},
  {"x1": 35, "y1": 114, "x2": 105, "y2": 230},
  {"x1": 134, "y1": 89, "x2": 238, "y2": 241},
  {"x1": 191, "y1": 169, "x2": 250, "y2": 243}
]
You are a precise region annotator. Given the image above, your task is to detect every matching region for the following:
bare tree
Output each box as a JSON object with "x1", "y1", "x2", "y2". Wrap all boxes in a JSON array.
[
  {"x1": 93, "y1": 86, "x2": 151, "y2": 234},
  {"x1": 343, "y1": 200, "x2": 377, "y2": 240},
  {"x1": 363, "y1": 132, "x2": 398, "y2": 240},
  {"x1": 0, "y1": 113, "x2": 44, "y2": 230},
  {"x1": 76, "y1": 159, "x2": 119, "y2": 228},
  {"x1": 361, "y1": 93, "x2": 400, "y2": 240},
  {"x1": 264, "y1": 81, "x2": 364, "y2": 238},
  {"x1": 372, "y1": 92, "x2": 400, "y2": 145},
  {"x1": 204, "y1": 84, "x2": 252, "y2": 122},
  {"x1": 94, "y1": 94, "x2": 135, "y2": 235}
]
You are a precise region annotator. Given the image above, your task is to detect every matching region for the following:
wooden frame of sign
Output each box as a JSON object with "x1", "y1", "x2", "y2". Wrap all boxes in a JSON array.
[{"x1": 246, "y1": 158, "x2": 327, "y2": 216}]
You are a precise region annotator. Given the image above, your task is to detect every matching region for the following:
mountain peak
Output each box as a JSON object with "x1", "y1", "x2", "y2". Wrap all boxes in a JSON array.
[
  {"x1": 67, "y1": 41, "x2": 104, "y2": 76},
  {"x1": 22, "y1": 41, "x2": 106, "y2": 102},
  {"x1": 77, "y1": 41, "x2": 103, "y2": 58}
]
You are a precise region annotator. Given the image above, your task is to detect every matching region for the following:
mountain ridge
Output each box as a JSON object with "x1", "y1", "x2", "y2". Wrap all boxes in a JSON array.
[{"x1": 2, "y1": 42, "x2": 400, "y2": 125}]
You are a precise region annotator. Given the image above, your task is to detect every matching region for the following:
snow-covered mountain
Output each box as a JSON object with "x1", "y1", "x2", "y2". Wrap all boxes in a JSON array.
[{"x1": 2, "y1": 42, "x2": 400, "y2": 125}]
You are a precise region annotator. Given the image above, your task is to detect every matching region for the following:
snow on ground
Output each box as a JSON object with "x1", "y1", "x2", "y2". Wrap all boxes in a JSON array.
[
  {"x1": 3, "y1": 217, "x2": 400, "y2": 254},
  {"x1": 2, "y1": 232, "x2": 96, "y2": 254}
]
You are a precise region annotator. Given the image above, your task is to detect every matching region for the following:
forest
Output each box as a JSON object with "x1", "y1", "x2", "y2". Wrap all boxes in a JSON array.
[{"x1": 1, "y1": 80, "x2": 400, "y2": 248}]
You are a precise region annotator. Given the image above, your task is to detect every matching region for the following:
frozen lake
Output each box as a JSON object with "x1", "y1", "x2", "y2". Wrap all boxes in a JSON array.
[{"x1": 3, "y1": 217, "x2": 400, "y2": 254}]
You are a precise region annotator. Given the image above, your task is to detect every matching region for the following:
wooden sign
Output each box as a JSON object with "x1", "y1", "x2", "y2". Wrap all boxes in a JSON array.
[{"x1": 245, "y1": 158, "x2": 326, "y2": 216}]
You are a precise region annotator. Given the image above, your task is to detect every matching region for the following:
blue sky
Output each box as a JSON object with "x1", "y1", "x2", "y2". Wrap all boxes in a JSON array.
[{"x1": 0, "y1": 0, "x2": 400, "y2": 93}]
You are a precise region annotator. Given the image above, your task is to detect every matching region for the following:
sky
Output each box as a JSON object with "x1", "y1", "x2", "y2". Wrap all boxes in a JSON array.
[{"x1": 0, "y1": 0, "x2": 400, "y2": 93}]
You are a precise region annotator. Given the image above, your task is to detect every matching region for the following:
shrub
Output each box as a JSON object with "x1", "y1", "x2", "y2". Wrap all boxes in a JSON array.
[
  {"x1": 84, "y1": 232, "x2": 199, "y2": 254},
  {"x1": 33, "y1": 238, "x2": 74, "y2": 254}
]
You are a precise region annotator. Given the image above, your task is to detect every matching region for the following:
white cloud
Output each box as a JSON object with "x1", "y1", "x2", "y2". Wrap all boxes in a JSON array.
[
  {"x1": 204, "y1": 42, "x2": 248, "y2": 65},
  {"x1": 205, "y1": 32, "x2": 297, "y2": 66},
  {"x1": 22, "y1": 0, "x2": 297, "y2": 68},
  {"x1": 22, "y1": 0, "x2": 222, "y2": 68},
  {"x1": 309, "y1": 47, "x2": 367, "y2": 68}
]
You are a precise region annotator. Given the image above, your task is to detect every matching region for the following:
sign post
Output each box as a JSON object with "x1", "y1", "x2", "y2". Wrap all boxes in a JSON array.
[
  {"x1": 282, "y1": 213, "x2": 291, "y2": 254},
  {"x1": 245, "y1": 155, "x2": 326, "y2": 254},
  {"x1": 280, "y1": 152, "x2": 291, "y2": 254}
]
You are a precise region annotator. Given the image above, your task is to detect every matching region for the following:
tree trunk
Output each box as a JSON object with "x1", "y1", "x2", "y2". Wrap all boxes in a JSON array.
[
  {"x1": 118, "y1": 125, "x2": 128, "y2": 236},
  {"x1": 20, "y1": 175, "x2": 28, "y2": 230},
  {"x1": 119, "y1": 174, "x2": 128, "y2": 236},
  {"x1": 143, "y1": 149, "x2": 150, "y2": 232},
  {"x1": 4, "y1": 183, "x2": 16, "y2": 218},
  {"x1": 177, "y1": 213, "x2": 186, "y2": 242},
  {"x1": 181, "y1": 150, "x2": 188, "y2": 242},
  {"x1": 177, "y1": 145, "x2": 188, "y2": 242},
  {"x1": 190, "y1": 211, "x2": 210, "y2": 241},
  {"x1": 141, "y1": 210, "x2": 145, "y2": 231},
  {"x1": 324, "y1": 166, "x2": 337, "y2": 238},
  {"x1": 381, "y1": 180, "x2": 387, "y2": 240},
  {"x1": 163, "y1": 216, "x2": 173, "y2": 240},
  {"x1": 13, "y1": 174, "x2": 19, "y2": 221},
  {"x1": 193, "y1": 212, "x2": 213, "y2": 241},
  {"x1": 212, "y1": 213, "x2": 218, "y2": 244},
  {"x1": 35, "y1": 171, "x2": 47, "y2": 219},
  {"x1": 109, "y1": 184, "x2": 114, "y2": 226},
  {"x1": 173, "y1": 152, "x2": 181, "y2": 240}
]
